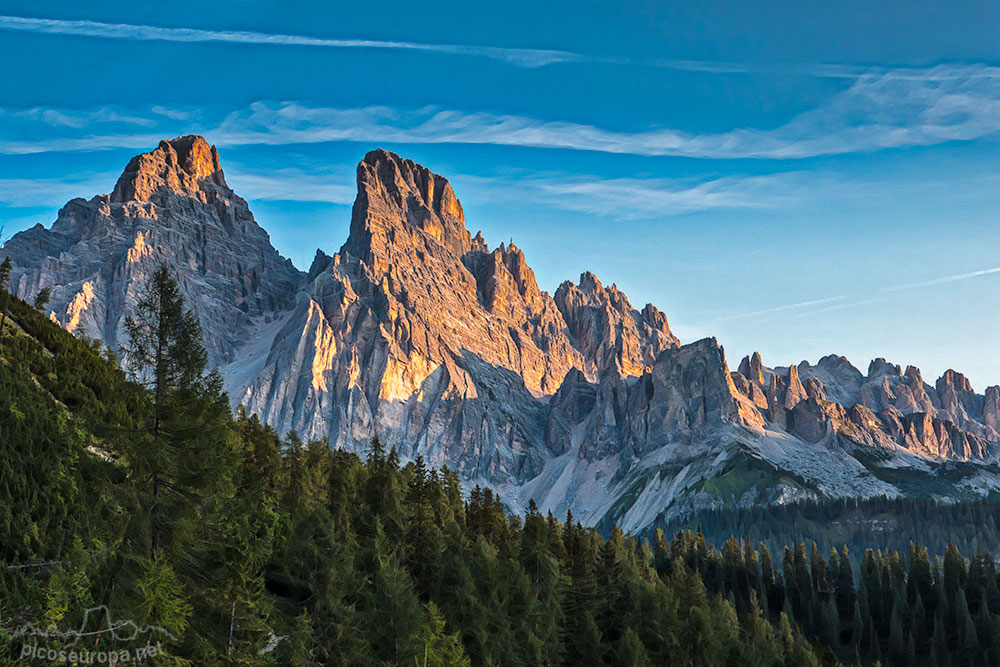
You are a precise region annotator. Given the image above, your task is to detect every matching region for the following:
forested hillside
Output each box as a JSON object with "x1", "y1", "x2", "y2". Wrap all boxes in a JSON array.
[
  {"x1": 2, "y1": 265, "x2": 1000, "y2": 665},
  {"x1": 660, "y1": 497, "x2": 1000, "y2": 567}
]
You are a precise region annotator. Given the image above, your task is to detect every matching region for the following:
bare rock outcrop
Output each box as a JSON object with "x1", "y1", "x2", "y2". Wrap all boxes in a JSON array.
[
  {"x1": 624, "y1": 338, "x2": 743, "y2": 452},
  {"x1": 546, "y1": 337, "x2": 762, "y2": 464},
  {"x1": 546, "y1": 368, "x2": 598, "y2": 457},
  {"x1": 737, "y1": 351, "x2": 766, "y2": 386},
  {"x1": 790, "y1": 397, "x2": 845, "y2": 444},
  {"x1": 986, "y1": 386, "x2": 1000, "y2": 432},
  {"x1": 783, "y1": 364, "x2": 809, "y2": 410},
  {"x1": 554, "y1": 271, "x2": 679, "y2": 379}
]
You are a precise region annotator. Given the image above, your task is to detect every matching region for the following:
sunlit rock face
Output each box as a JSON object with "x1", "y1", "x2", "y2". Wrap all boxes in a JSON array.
[
  {"x1": 238, "y1": 148, "x2": 676, "y2": 483},
  {"x1": 8, "y1": 138, "x2": 1000, "y2": 532},
  {"x1": 731, "y1": 351, "x2": 1000, "y2": 461},
  {"x1": 4, "y1": 135, "x2": 303, "y2": 366},
  {"x1": 554, "y1": 271, "x2": 679, "y2": 380}
]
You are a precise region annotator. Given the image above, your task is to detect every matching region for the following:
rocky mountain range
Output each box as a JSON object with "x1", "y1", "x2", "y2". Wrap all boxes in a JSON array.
[{"x1": 6, "y1": 135, "x2": 1000, "y2": 531}]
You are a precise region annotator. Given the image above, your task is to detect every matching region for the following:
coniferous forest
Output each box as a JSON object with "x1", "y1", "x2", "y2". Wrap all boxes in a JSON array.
[
  {"x1": 4, "y1": 265, "x2": 1000, "y2": 666},
  {"x1": 657, "y1": 497, "x2": 1000, "y2": 571}
]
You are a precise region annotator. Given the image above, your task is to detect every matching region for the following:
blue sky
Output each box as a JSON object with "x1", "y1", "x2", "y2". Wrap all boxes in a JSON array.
[{"x1": 1, "y1": 0, "x2": 999, "y2": 388}]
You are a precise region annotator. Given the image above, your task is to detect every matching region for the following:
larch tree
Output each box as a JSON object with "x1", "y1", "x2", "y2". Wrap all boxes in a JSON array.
[
  {"x1": 119, "y1": 265, "x2": 239, "y2": 660},
  {"x1": 0, "y1": 256, "x2": 12, "y2": 337}
]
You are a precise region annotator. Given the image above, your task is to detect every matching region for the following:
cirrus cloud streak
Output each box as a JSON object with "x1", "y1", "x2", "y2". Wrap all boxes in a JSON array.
[{"x1": 1, "y1": 63, "x2": 998, "y2": 160}]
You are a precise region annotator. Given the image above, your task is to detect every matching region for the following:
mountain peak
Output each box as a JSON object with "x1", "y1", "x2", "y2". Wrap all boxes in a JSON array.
[
  {"x1": 345, "y1": 148, "x2": 471, "y2": 265},
  {"x1": 5, "y1": 134, "x2": 302, "y2": 367},
  {"x1": 578, "y1": 270, "x2": 603, "y2": 291},
  {"x1": 359, "y1": 149, "x2": 464, "y2": 228},
  {"x1": 111, "y1": 134, "x2": 227, "y2": 203}
]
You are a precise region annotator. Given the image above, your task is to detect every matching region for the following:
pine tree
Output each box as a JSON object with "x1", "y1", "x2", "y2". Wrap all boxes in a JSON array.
[
  {"x1": 284, "y1": 613, "x2": 314, "y2": 666},
  {"x1": 136, "y1": 553, "x2": 193, "y2": 658},
  {"x1": 677, "y1": 567, "x2": 714, "y2": 665},
  {"x1": 861, "y1": 548, "x2": 885, "y2": 651},
  {"x1": 794, "y1": 541, "x2": 812, "y2": 614},
  {"x1": 363, "y1": 519, "x2": 423, "y2": 666},
  {"x1": 776, "y1": 611, "x2": 796, "y2": 656},
  {"x1": 517, "y1": 513, "x2": 565, "y2": 665},
  {"x1": 115, "y1": 265, "x2": 241, "y2": 659},
  {"x1": 363, "y1": 441, "x2": 408, "y2": 543},
  {"x1": 933, "y1": 611, "x2": 951, "y2": 667},
  {"x1": 810, "y1": 542, "x2": 829, "y2": 600},
  {"x1": 32, "y1": 287, "x2": 50, "y2": 312},
  {"x1": 652, "y1": 528, "x2": 670, "y2": 574},
  {"x1": 596, "y1": 525, "x2": 632, "y2": 643},
  {"x1": 955, "y1": 587, "x2": 979, "y2": 667},
  {"x1": 615, "y1": 626, "x2": 652, "y2": 667},
  {"x1": 416, "y1": 601, "x2": 471, "y2": 667},
  {"x1": 944, "y1": 542, "x2": 968, "y2": 601},
  {"x1": 561, "y1": 516, "x2": 599, "y2": 652},
  {"x1": 835, "y1": 546, "x2": 855, "y2": 622},
  {"x1": 42, "y1": 538, "x2": 94, "y2": 629},
  {"x1": 889, "y1": 592, "x2": 907, "y2": 665},
  {"x1": 573, "y1": 611, "x2": 605, "y2": 667},
  {"x1": 721, "y1": 535, "x2": 745, "y2": 613},
  {"x1": 856, "y1": 572, "x2": 875, "y2": 663},
  {"x1": 908, "y1": 542, "x2": 934, "y2": 611},
  {"x1": 405, "y1": 456, "x2": 444, "y2": 596},
  {"x1": 0, "y1": 256, "x2": 11, "y2": 338},
  {"x1": 760, "y1": 541, "x2": 783, "y2": 619},
  {"x1": 121, "y1": 264, "x2": 226, "y2": 558}
]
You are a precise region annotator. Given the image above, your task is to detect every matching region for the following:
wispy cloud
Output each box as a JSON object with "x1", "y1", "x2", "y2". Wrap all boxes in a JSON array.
[
  {"x1": 0, "y1": 164, "x2": 358, "y2": 209},
  {"x1": 224, "y1": 166, "x2": 356, "y2": 204},
  {"x1": 0, "y1": 174, "x2": 117, "y2": 207},
  {"x1": 2, "y1": 63, "x2": 998, "y2": 159},
  {"x1": 475, "y1": 172, "x2": 812, "y2": 218},
  {"x1": 222, "y1": 164, "x2": 824, "y2": 218},
  {"x1": 204, "y1": 63, "x2": 1000, "y2": 157},
  {"x1": 0, "y1": 15, "x2": 589, "y2": 68},
  {"x1": 0, "y1": 151, "x2": 829, "y2": 223},
  {"x1": 8, "y1": 106, "x2": 158, "y2": 129},
  {"x1": 789, "y1": 296, "x2": 891, "y2": 318}
]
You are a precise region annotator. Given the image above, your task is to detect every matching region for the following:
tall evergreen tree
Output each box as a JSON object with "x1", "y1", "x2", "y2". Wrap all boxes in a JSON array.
[
  {"x1": 121, "y1": 264, "x2": 230, "y2": 558},
  {"x1": 0, "y1": 255, "x2": 11, "y2": 337},
  {"x1": 116, "y1": 265, "x2": 240, "y2": 660},
  {"x1": 32, "y1": 287, "x2": 51, "y2": 312}
]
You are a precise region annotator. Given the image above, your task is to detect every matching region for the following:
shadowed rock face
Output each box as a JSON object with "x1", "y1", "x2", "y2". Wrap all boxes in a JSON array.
[
  {"x1": 543, "y1": 337, "x2": 754, "y2": 463},
  {"x1": 8, "y1": 138, "x2": 1000, "y2": 531},
  {"x1": 4, "y1": 135, "x2": 303, "y2": 365}
]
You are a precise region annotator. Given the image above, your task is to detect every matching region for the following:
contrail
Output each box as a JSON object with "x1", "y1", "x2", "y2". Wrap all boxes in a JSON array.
[
  {"x1": 889, "y1": 266, "x2": 1000, "y2": 291},
  {"x1": 0, "y1": 15, "x2": 590, "y2": 68},
  {"x1": 791, "y1": 296, "x2": 890, "y2": 318},
  {"x1": 5, "y1": 14, "x2": 986, "y2": 80},
  {"x1": 729, "y1": 265, "x2": 1000, "y2": 324},
  {"x1": 709, "y1": 295, "x2": 847, "y2": 323}
]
